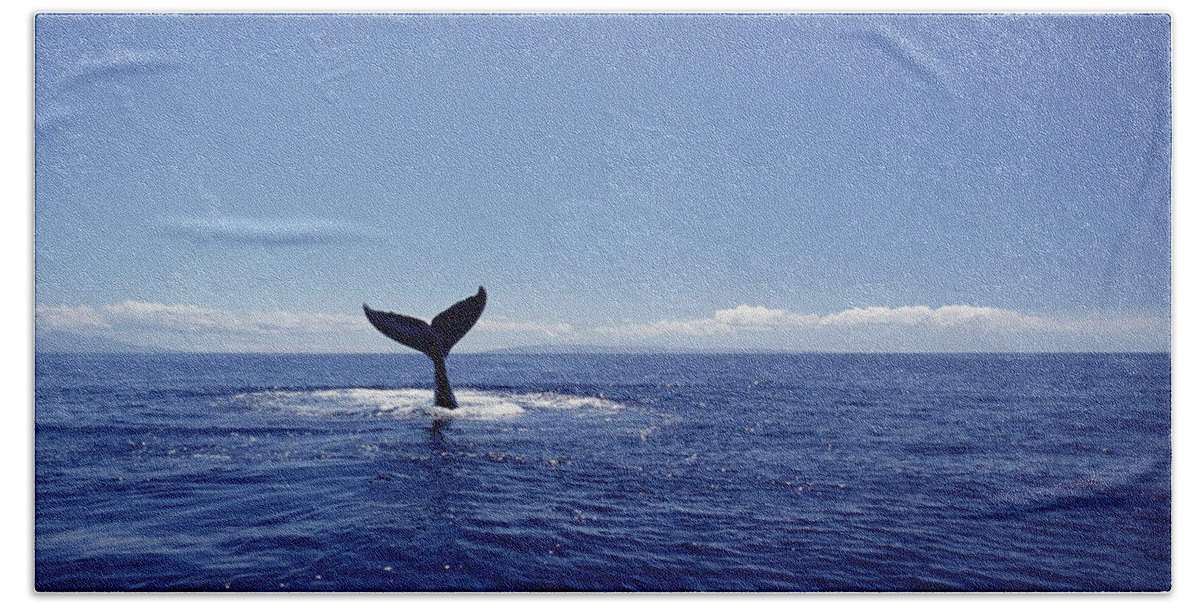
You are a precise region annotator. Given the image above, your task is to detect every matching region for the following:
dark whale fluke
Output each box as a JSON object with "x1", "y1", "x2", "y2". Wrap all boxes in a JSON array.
[{"x1": 363, "y1": 286, "x2": 487, "y2": 409}]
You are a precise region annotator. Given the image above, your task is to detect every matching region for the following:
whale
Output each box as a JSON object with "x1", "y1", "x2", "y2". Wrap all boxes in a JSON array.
[{"x1": 363, "y1": 286, "x2": 487, "y2": 409}]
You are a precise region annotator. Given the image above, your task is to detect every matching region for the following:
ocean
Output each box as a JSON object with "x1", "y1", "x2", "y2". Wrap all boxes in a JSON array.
[{"x1": 34, "y1": 352, "x2": 1170, "y2": 592}]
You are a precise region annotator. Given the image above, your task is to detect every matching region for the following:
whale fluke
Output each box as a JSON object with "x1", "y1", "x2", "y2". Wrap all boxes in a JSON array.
[
  {"x1": 364, "y1": 286, "x2": 487, "y2": 409},
  {"x1": 431, "y1": 287, "x2": 488, "y2": 354}
]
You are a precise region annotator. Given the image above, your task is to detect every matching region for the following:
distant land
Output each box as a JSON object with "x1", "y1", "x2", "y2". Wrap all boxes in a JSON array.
[
  {"x1": 35, "y1": 331, "x2": 169, "y2": 354},
  {"x1": 476, "y1": 345, "x2": 1170, "y2": 356},
  {"x1": 480, "y1": 344, "x2": 647, "y2": 355},
  {"x1": 477, "y1": 344, "x2": 770, "y2": 355}
]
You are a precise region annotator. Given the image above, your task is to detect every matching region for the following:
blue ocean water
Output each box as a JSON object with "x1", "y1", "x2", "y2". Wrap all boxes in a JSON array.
[{"x1": 34, "y1": 352, "x2": 1169, "y2": 592}]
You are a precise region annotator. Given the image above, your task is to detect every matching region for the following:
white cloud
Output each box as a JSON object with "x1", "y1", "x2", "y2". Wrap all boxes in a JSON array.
[
  {"x1": 596, "y1": 317, "x2": 732, "y2": 337},
  {"x1": 36, "y1": 301, "x2": 581, "y2": 351},
  {"x1": 599, "y1": 305, "x2": 820, "y2": 337},
  {"x1": 36, "y1": 300, "x2": 1169, "y2": 354},
  {"x1": 714, "y1": 305, "x2": 819, "y2": 329},
  {"x1": 477, "y1": 316, "x2": 575, "y2": 337},
  {"x1": 36, "y1": 301, "x2": 362, "y2": 337},
  {"x1": 818, "y1": 305, "x2": 1051, "y2": 330},
  {"x1": 158, "y1": 216, "x2": 363, "y2": 245},
  {"x1": 34, "y1": 304, "x2": 112, "y2": 332},
  {"x1": 599, "y1": 304, "x2": 1077, "y2": 337}
]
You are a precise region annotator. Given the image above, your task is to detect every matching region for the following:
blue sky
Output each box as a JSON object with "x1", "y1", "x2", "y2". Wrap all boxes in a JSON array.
[{"x1": 33, "y1": 13, "x2": 1171, "y2": 353}]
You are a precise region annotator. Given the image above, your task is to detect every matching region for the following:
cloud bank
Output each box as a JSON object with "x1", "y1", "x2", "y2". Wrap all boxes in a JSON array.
[
  {"x1": 477, "y1": 316, "x2": 576, "y2": 337},
  {"x1": 596, "y1": 304, "x2": 1057, "y2": 337},
  {"x1": 35, "y1": 301, "x2": 576, "y2": 352},
  {"x1": 594, "y1": 304, "x2": 1168, "y2": 352},
  {"x1": 35, "y1": 301, "x2": 1168, "y2": 353},
  {"x1": 37, "y1": 301, "x2": 362, "y2": 336}
]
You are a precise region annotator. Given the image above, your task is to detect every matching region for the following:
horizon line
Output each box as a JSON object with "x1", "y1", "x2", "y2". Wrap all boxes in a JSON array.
[{"x1": 35, "y1": 348, "x2": 1172, "y2": 356}]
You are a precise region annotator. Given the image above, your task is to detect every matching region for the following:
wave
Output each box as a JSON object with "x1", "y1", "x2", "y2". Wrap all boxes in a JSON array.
[{"x1": 226, "y1": 388, "x2": 622, "y2": 420}]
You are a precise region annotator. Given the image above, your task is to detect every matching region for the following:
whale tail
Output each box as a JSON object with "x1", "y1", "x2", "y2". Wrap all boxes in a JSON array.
[{"x1": 363, "y1": 286, "x2": 487, "y2": 409}]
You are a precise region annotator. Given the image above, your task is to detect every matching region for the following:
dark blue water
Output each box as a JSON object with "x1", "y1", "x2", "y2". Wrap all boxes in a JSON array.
[{"x1": 34, "y1": 352, "x2": 1170, "y2": 591}]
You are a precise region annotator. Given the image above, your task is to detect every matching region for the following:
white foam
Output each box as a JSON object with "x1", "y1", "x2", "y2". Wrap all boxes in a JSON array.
[{"x1": 227, "y1": 388, "x2": 622, "y2": 420}]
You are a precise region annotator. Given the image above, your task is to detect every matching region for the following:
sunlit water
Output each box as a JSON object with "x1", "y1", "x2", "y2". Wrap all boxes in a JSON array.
[{"x1": 35, "y1": 353, "x2": 1170, "y2": 591}]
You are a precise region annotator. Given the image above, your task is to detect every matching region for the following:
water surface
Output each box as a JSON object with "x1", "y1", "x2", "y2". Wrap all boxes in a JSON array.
[{"x1": 35, "y1": 352, "x2": 1170, "y2": 591}]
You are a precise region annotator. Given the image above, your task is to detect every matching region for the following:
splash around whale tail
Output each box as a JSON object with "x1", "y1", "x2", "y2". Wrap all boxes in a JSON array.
[{"x1": 363, "y1": 286, "x2": 487, "y2": 409}]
